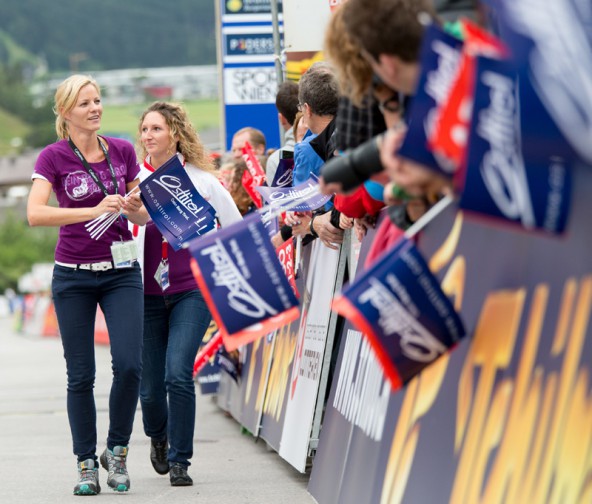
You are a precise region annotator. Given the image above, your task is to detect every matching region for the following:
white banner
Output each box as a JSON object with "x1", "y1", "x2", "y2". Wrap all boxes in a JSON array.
[{"x1": 279, "y1": 240, "x2": 340, "y2": 472}]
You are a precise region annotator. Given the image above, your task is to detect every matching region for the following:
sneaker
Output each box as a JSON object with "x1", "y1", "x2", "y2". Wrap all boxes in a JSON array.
[
  {"x1": 150, "y1": 438, "x2": 169, "y2": 475},
  {"x1": 100, "y1": 446, "x2": 130, "y2": 492},
  {"x1": 73, "y1": 458, "x2": 101, "y2": 495},
  {"x1": 169, "y1": 462, "x2": 193, "y2": 486}
]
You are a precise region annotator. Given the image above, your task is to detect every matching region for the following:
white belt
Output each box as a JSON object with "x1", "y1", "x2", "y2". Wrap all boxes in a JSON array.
[{"x1": 55, "y1": 260, "x2": 115, "y2": 272}]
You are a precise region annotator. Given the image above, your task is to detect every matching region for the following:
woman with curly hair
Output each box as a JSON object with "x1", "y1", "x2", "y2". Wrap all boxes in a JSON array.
[{"x1": 131, "y1": 101, "x2": 242, "y2": 486}]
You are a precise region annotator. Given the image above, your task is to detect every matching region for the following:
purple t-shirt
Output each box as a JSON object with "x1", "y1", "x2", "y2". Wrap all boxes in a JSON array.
[
  {"x1": 33, "y1": 137, "x2": 140, "y2": 263},
  {"x1": 143, "y1": 221, "x2": 199, "y2": 295}
]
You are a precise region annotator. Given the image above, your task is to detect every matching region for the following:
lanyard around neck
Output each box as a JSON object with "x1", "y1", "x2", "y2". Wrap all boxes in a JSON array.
[{"x1": 68, "y1": 137, "x2": 119, "y2": 197}]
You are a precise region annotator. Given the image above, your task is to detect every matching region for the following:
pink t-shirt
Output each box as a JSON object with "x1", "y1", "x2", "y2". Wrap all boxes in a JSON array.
[{"x1": 33, "y1": 137, "x2": 140, "y2": 263}]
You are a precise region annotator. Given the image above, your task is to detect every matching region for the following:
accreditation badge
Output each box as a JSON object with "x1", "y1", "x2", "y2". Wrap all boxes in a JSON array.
[
  {"x1": 154, "y1": 260, "x2": 170, "y2": 291},
  {"x1": 111, "y1": 240, "x2": 138, "y2": 268}
]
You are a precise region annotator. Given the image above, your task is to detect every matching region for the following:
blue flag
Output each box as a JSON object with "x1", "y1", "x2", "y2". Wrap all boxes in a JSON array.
[
  {"x1": 271, "y1": 156, "x2": 294, "y2": 188},
  {"x1": 189, "y1": 212, "x2": 299, "y2": 351},
  {"x1": 333, "y1": 237, "x2": 465, "y2": 390},
  {"x1": 397, "y1": 24, "x2": 464, "y2": 177},
  {"x1": 139, "y1": 155, "x2": 216, "y2": 250},
  {"x1": 459, "y1": 56, "x2": 573, "y2": 234},
  {"x1": 256, "y1": 174, "x2": 332, "y2": 212},
  {"x1": 496, "y1": 0, "x2": 592, "y2": 165}
]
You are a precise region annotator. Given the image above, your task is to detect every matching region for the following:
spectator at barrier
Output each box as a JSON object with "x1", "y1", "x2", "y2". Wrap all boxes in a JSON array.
[
  {"x1": 323, "y1": 3, "x2": 392, "y2": 236},
  {"x1": 230, "y1": 126, "x2": 266, "y2": 160},
  {"x1": 283, "y1": 63, "x2": 349, "y2": 250},
  {"x1": 333, "y1": 0, "x2": 454, "y2": 200},
  {"x1": 132, "y1": 101, "x2": 242, "y2": 486},
  {"x1": 217, "y1": 161, "x2": 235, "y2": 189},
  {"x1": 27, "y1": 74, "x2": 146, "y2": 495},
  {"x1": 293, "y1": 111, "x2": 308, "y2": 143},
  {"x1": 266, "y1": 80, "x2": 300, "y2": 184}
]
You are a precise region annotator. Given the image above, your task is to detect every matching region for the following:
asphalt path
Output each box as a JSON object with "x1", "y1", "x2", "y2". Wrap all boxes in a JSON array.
[{"x1": 0, "y1": 316, "x2": 315, "y2": 503}]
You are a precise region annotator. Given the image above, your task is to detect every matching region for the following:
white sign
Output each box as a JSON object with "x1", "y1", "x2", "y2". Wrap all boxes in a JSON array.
[{"x1": 223, "y1": 66, "x2": 278, "y2": 104}]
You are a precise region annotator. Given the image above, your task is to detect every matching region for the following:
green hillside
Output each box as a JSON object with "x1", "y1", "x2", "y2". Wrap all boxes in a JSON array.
[
  {"x1": 0, "y1": 0, "x2": 216, "y2": 72},
  {"x1": 0, "y1": 107, "x2": 30, "y2": 156}
]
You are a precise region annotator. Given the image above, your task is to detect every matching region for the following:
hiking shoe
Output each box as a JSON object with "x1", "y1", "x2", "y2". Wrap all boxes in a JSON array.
[
  {"x1": 150, "y1": 437, "x2": 169, "y2": 475},
  {"x1": 169, "y1": 462, "x2": 193, "y2": 486},
  {"x1": 73, "y1": 458, "x2": 101, "y2": 495},
  {"x1": 100, "y1": 446, "x2": 130, "y2": 492}
]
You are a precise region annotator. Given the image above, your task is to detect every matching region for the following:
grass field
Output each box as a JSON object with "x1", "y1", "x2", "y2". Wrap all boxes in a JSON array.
[
  {"x1": 0, "y1": 108, "x2": 30, "y2": 156},
  {"x1": 0, "y1": 99, "x2": 222, "y2": 156},
  {"x1": 100, "y1": 99, "x2": 221, "y2": 140}
]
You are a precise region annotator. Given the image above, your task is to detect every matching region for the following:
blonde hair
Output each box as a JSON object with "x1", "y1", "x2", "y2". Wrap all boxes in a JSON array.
[
  {"x1": 137, "y1": 102, "x2": 215, "y2": 174},
  {"x1": 323, "y1": 5, "x2": 373, "y2": 106},
  {"x1": 54, "y1": 74, "x2": 100, "y2": 140}
]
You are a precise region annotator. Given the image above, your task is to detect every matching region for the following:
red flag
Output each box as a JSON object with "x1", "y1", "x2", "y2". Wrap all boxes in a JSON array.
[
  {"x1": 429, "y1": 19, "x2": 507, "y2": 168},
  {"x1": 276, "y1": 237, "x2": 299, "y2": 298},
  {"x1": 241, "y1": 141, "x2": 267, "y2": 186},
  {"x1": 241, "y1": 141, "x2": 267, "y2": 208},
  {"x1": 242, "y1": 169, "x2": 264, "y2": 208},
  {"x1": 193, "y1": 331, "x2": 223, "y2": 377}
]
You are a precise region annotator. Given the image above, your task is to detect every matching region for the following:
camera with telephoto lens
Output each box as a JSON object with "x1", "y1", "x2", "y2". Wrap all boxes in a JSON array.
[{"x1": 321, "y1": 133, "x2": 384, "y2": 192}]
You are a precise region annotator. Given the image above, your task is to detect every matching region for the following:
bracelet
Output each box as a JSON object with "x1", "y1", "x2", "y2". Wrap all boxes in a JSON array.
[{"x1": 309, "y1": 214, "x2": 319, "y2": 238}]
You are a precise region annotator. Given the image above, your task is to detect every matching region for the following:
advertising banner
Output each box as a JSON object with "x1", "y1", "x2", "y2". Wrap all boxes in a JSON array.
[
  {"x1": 259, "y1": 244, "x2": 312, "y2": 450},
  {"x1": 279, "y1": 240, "x2": 342, "y2": 472},
  {"x1": 139, "y1": 155, "x2": 216, "y2": 250},
  {"x1": 194, "y1": 322, "x2": 222, "y2": 395},
  {"x1": 309, "y1": 161, "x2": 592, "y2": 504}
]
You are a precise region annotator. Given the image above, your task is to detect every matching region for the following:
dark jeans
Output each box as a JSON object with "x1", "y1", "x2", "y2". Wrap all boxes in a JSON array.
[
  {"x1": 51, "y1": 264, "x2": 144, "y2": 462},
  {"x1": 140, "y1": 290, "x2": 211, "y2": 467}
]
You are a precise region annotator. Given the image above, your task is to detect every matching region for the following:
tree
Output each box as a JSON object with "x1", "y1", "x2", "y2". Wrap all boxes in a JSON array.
[{"x1": 0, "y1": 212, "x2": 58, "y2": 292}]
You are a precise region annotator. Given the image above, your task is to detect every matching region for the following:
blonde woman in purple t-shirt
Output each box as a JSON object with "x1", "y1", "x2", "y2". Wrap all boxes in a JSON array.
[
  {"x1": 129, "y1": 102, "x2": 242, "y2": 487},
  {"x1": 27, "y1": 75, "x2": 146, "y2": 495}
]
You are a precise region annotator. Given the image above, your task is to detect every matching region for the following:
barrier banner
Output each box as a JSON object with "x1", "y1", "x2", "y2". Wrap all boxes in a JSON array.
[
  {"x1": 333, "y1": 236, "x2": 465, "y2": 390},
  {"x1": 309, "y1": 218, "x2": 391, "y2": 504},
  {"x1": 256, "y1": 174, "x2": 332, "y2": 212},
  {"x1": 459, "y1": 56, "x2": 572, "y2": 234},
  {"x1": 189, "y1": 212, "x2": 299, "y2": 351},
  {"x1": 140, "y1": 154, "x2": 216, "y2": 250},
  {"x1": 279, "y1": 240, "x2": 342, "y2": 472},
  {"x1": 496, "y1": 0, "x2": 592, "y2": 165},
  {"x1": 429, "y1": 19, "x2": 506, "y2": 167},
  {"x1": 397, "y1": 24, "x2": 463, "y2": 177},
  {"x1": 259, "y1": 244, "x2": 312, "y2": 450},
  {"x1": 310, "y1": 161, "x2": 592, "y2": 504},
  {"x1": 193, "y1": 330, "x2": 223, "y2": 377},
  {"x1": 194, "y1": 321, "x2": 222, "y2": 395},
  {"x1": 241, "y1": 332, "x2": 276, "y2": 436}
]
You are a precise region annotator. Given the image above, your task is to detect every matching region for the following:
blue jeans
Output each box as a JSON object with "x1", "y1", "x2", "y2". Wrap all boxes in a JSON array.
[
  {"x1": 51, "y1": 264, "x2": 144, "y2": 462},
  {"x1": 140, "y1": 290, "x2": 212, "y2": 467}
]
